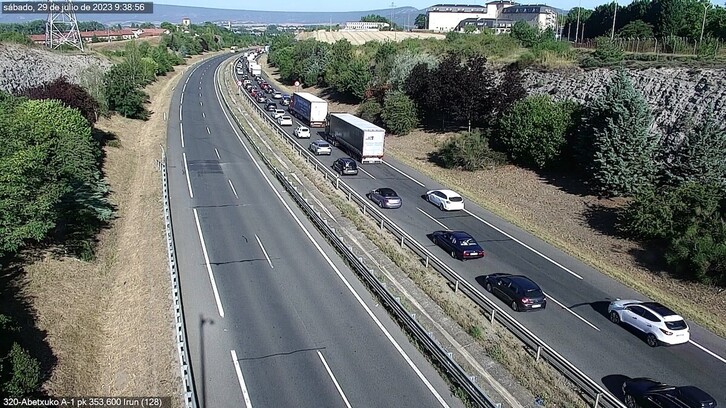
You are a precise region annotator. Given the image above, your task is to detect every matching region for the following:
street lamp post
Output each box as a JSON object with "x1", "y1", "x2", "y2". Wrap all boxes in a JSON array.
[
  {"x1": 699, "y1": 3, "x2": 708, "y2": 43},
  {"x1": 574, "y1": 0, "x2": 581, "y2": 43},
  {"x1": 610, "y1": 0, "x2": 618, "y2": 40}
]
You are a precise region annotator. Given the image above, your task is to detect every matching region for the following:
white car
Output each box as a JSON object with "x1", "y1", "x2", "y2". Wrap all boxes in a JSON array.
[
  {"x1": 273, "y1": 91, "x2": 283, "y2": 99},
  {"x1": 426, "y1": 189, "x2": 464, "y2": 211},
  {"x1": 309, "y1": 140, "x2": 332, "y2": 155},
  {"x1": 271, "y1": 109, "x2": 285, "y2": 119},
  {"x1": 607, "y1": 299, "x2": 690, "y2": 347},
  {"x1": 277, "y1": 115, "x2": 293, "y2": 126},
  {"x1": 294, "y1": 125, "x2": 311, "y2": 138}
]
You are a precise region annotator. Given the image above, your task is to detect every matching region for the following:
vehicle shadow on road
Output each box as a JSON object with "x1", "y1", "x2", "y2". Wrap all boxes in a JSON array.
[
  {"x1": 569, "y1": 300, "x2": 611, "y2": 320},
  {"x1": 602, "y1": 374, "x2": 631, "y2": 401}
]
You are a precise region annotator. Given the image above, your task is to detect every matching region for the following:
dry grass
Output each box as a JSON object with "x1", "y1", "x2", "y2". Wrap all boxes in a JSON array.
[
  {"x1": 296, "y1": 30, "x2": 445, "y2": 45},
  {"x1": 19, "y1": 52, "x2": 220, "y2": 401},
  {"x1": 386, "y1": 130, "x2": 726, "y2": 338},
  {"x1": 221, "y1": 76, "x2": 587, "y2": 407},
  {"x1": 86, "y1": 36, "x2": 163, "y2": 51}
]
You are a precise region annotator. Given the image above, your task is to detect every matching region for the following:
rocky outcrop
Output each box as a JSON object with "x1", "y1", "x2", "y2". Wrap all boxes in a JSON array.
[
  {"x1": 521, "y1": 67, "x2": 726, "y2": 132},
  {"x1": 0, "y1": 43, "x2": 112, "y2": 94}
]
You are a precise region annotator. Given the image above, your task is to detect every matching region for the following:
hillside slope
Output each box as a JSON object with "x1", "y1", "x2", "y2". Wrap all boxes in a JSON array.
[{"x1": 0, "y1": 43, "x2": 112, "y2": 93}]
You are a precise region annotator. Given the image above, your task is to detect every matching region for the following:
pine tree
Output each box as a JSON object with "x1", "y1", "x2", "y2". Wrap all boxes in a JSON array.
[
  {"x1": 658, "y1": 112, "x2": 726, "y2": 189},
  {"x1": 582, "y1": 69, "x2": 658, "y2": 196}
]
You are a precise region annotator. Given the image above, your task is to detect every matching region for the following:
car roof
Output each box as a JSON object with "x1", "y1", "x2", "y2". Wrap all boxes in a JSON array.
[
  {"x1": 313, "y1": 139, "x2": 328, "y2": 144},
  {"x1": 338, "y1": 157, "x2": 355, "y2": 162},
  {"x1": 640, "y1": 302, "x2": 679, "y2": 317},
  {"x1": 376, "y1": 187, "x2": 397, "y2": 194},
  {"x1": 507, "y1": 275, "x2": 541, "y2": 290},
  {"x1": 432, "y1": 189, "x2": 460, "y2": 197},
  {"x1": 445, "y1": 230, "x2": 474, "y2": 239}
]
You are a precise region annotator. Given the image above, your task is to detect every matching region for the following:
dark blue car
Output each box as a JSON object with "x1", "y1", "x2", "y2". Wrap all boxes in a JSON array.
[{"x1": 430, "y1": 230, "x2": 485, "y2": 260}]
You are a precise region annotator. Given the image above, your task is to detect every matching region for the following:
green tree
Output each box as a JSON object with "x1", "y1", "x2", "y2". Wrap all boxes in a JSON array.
[
  {"x1": 658, "y1": 113, "x2": 726, "y2": 188},
  {"x1": 358, "y1": 99, "x2": 382, "y2": 124},
  {"x1": 340, "y1": 56, "x2": 372, "y2": 100},
  {"x1": 414, "y1": 13, "x2": 427, "y2": 29},
  {"x1": 381, "y1": 91, "x2": 418, "y2": 135},
  {"x1": 497, "y1": 95, "x2": 580, "y2": 169},
  {"x1": 388, "y1": 50, "x2": 438, "y2": 91},
  {"x1": 617, "y1": 19, "x2": 655, "y2": 37},
  {"x1": 104, "y1": 63, "x2": 149, "y2": 119},
  {"x1": 592, "y1": 37, "x2": 625, "y2": 65},
  {"x1": 511, "y1": 21, "x2": 539, "y2": 47},
  {"x1": 580, "y1": 70, "x2": 658, "y2": 196}
]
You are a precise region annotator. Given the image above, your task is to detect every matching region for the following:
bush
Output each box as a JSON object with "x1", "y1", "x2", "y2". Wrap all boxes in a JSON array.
[
  {"x1": 435, "y1": 130, "x2": 506, "y2": 171},
  {"x1": 497, "y1": 95, "x2": 580, "y2": 169},
  {"x1": 592, "y1": 37, "x2": 624, "y2": 65},
  {"x1": 21, "y1": 77, "x2": 100, "y2": 124},
  {"x1": 0, "y1": 343, "x2": 41, "y2": 397},
  {"x1": 358, "y1": 99, "x2": 382, "y2": 124},
  {"x1": 104, "y1": 63, "x2": 149, "y2": 119},
  {"x1": 381, "y1": 91, "x2": 418, "y2": 135}
]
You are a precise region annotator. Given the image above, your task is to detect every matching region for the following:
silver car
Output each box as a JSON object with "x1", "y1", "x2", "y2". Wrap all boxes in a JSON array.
[
  {"x1": 309, "y1": 140, "x2": 332, "y2": 155},
  {"x1": 367, "y1": 188, "x2": 402, "y2": 209}
]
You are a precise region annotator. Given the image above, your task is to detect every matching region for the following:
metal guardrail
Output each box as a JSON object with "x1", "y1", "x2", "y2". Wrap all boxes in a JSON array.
[
  {"x1": 220, "y1": 61, "x2": 498, "y2": 407},
  {"x1": 229, "y1": 59, "x2": 627, "y2": 408},
  {"x1": 160, "y1": 146, "x2": 197, "y2": 408}
]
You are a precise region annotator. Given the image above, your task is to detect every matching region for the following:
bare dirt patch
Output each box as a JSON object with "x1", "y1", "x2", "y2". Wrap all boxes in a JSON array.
[
  {"x1": 385, "y1": 130, "x2": 726, "y2": 337},
  {"x1": 19, "y1": 52, "x2": 221, "y2": 401}
]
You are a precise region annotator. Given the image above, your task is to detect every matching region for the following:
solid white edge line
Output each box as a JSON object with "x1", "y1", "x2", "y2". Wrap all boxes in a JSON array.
[
  {"x1": 193, "y1": 208, "x2": 225, "y2": 318},
  {"x1": 358, "y1": 167, "x2": 376, "y2": 179},
  {"x1": 382, "y1": 160, "x2": 425, "y2": 187},
  {"x1": 689, "y1": 340, "x2": 726, "y2": 364},
  {"x1": 255, "y1": 234, "x2": 274, "y2": 269},
  {"x1": 417, "y1": 207, "x2": 449, "y2": 230},
  {"x1": 214, "y1": 70, "x2": 450, "y2": 408},
  {"x1": 228, "y1": 179, "x2": 239, "y2": 199},
  {"x1": 543, "y1": 292, "x2": 600, "y2": 331},
  {"x1": 463, "y1": 209, "x2": 584, "y2": 280},
  {"x1": 317, "y1": 351, "x2": 353, "y2": 408},
  {"x1": 182, "y1": 152, "x2": 193, "y2": 198},
  {"x1": 215, "y1": 148, "x2": 221, "y2": 159},
  {"x1": 231, "y1": 350, "x2": 253, "y2": 408},
  {"x1": 180, "y1": 121, "x2": 185, "y2": 148},
  {"x1": 179, "y1": 105, "x2": 182, "y2": 121},
  {"x1": 180, "y1": 93, "x2": 184, "y2": 106}
]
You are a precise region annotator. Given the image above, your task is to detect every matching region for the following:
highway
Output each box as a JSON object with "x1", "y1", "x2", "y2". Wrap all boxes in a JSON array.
[
  {"x1": 166, "y1": 53, "x2": 465, "y2": 408},
  {"x1": 239, "y1": 59, "x2": 726, "y2": 405}
]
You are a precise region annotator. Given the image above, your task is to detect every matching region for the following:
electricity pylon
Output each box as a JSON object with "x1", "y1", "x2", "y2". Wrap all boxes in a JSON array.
[{"x1": 46, "y1": 0, "x2": 84, "y2": 50}]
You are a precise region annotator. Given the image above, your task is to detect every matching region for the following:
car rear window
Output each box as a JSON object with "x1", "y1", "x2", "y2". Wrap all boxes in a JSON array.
[
  {"x1": 665, "y1": 319, "x2": 688, "y2": 330},
  {"x1": 524, "y1": 289, "x2": 544, "y2": 298},
  {"x1": 317, "y1": 142, "x2": 329, "y2": 147},
  {"x1": 449, "y1": 196, "x2": 463, "y2": 202},
  {"x1": 459, "y1": 239, "x2": 476, "y2": 246}
]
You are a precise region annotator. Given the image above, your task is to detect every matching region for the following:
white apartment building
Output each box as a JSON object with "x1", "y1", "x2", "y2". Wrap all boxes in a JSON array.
[
  {"x1": 342, "y1": 21, "x2": 390, "y2": 31},
  {"x1": 427, "y1": 1, "x2": 557, "y2": 33}
]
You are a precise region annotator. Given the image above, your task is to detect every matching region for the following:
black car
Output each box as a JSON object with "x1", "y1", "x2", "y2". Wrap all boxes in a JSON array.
[
  {"x1": 430, "y1": 230, "x2": 484, "y2": 260},
  {"x1": 332, "y1": 158, "x2": 358, "y2": 175},
  {"x1": 622, "y1": 378, "x2": 717, "y2": 408},
  {"x1": 366, "y1": 188, "x2": 402, "y2": 209},
  {"x1": 265, "y1": 101, "x2": 277, "y2": 111},
  {"x1": 483, "y1": 273, "x2": 546, "y2": 311}
]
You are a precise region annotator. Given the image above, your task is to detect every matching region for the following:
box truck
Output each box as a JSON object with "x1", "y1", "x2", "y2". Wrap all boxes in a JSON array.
[
  {"x1": 326, "y1": 113, "x2": 385, "y2": 163},
  {"x1": 289, "y1": 92, "x2": 328, "y2": 128}
]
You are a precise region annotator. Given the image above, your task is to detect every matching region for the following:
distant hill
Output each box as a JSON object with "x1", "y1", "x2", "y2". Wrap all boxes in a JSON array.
[{"x1": 0, "y1": 4, "x2": 424, "y2": 26}]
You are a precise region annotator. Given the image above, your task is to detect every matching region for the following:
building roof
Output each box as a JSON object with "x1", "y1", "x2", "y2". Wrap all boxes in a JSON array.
[{"x1": 501, "y1": 5, "x2": 557, "y2": 13}]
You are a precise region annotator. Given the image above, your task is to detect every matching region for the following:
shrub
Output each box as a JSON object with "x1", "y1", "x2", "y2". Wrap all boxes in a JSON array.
[
  {"x1": 21, "y1": 77, "x2": 100, "y2": 125},
  {"x1": 592, "y1": 37, "x2": 624, "y2": 65},
  {"x1": 358, "y1": 99, "x2": 382, "y2": 124},
  {"x1": 0, "y1": 343, "x2": 41, "y2": 396},
  {"x1": 435, "y1": 130, "x2": 506, "y2": 171},
  {"x1": 381, "y1": 91, "x2": 418, "y2": 135}
]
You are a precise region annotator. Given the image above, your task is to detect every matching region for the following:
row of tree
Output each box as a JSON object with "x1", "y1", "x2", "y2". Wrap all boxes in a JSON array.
[
  {"x1": 267, "y1": 35, "x2": 725, "y2": 285},
  {"x1": 563, "y1": 0, "x2": 726, "y2": 40}
]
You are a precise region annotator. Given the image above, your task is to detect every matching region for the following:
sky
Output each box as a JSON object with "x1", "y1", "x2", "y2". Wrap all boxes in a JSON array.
[{"x1": 153, "y1": 0, "x2": 608, "y2": 13}]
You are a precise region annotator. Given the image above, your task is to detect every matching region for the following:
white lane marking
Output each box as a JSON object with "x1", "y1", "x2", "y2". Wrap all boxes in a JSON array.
[
  {"x1": 689, "y1": 340, "x2": 726, "y2": 364},
  {"x1": 182, "y1": 153, "x2": 193, "y2": 198},
  {"x1": 214, "y1": 148, "x2": 221, "y2": 159},
  {"x1": 359, "y1": 167, "x2": 376, "y2": 179},
  {"x1": 382, "y1": 160, "x2": 425, "y2": 187},
  {"x1": 203, "y1": 112, "x2": 206, "y2": 118},
  {"x1": 193, "y1": 208, "x2": 225, "y2": 318},
  {"x1": 544, "y1": 292, "x2": 600, "y2": 331},
  {"x1": 200, "y1": 93, "x2": 202, "y2": 98},
  {"x1": 180, "y1": 122, "x2": 185, "y2": 148},
  {"x1": 200, "y1": 101, "x2": 203, "y2": 107},
  {"x1": 317, "y1": 351, "x2": 352, "y2": 408},
  {"x1": 231, "y1": 350, "x2": 253, "y2": 408},
  {"x1": 255, "y1": 234, "x2": 274, "y2": 269},
  {"x1": 207, "y1": 126, "x2": 211, "y2": 135},
  {"x1": 215, "y1": 77, "x2": 450, "y2": 407},
  {"x1": 179, "y1": 105, "x2": 182, "y2": 121},
  {"x1": 417, "y1": 208, "x2": 449, "y2": 230},
  {"x1": 463, "y1": 209, "x2": 584, "y2": 280},
  {"x1": 182, "y1": 83, "x2": 187, "y2": 93},
  {"x1": 180, "y1": 93, "x2": 184, "y2": 105},
  {"x1": 228, "y1": 179, "x2": 239, "y2": 199}
]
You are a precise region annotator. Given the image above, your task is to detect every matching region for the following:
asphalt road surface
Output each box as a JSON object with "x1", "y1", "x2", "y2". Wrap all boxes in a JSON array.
[
  {"x1": 166, "y1": 54, "x2": 465, "y2": 408},
  {"x1": 239, "y1": 60, "x2": 726, "y2": 405}
]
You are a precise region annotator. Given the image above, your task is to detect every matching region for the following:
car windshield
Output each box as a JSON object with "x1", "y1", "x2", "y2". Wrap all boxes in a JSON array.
[
  {"x1": 449, "y1": 196, "x2": 463, "y2": 202},
  {"x1": 665, "y1": 319, "x2": 688, "y2": 330}
]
